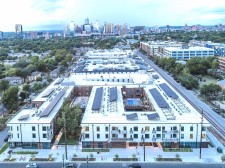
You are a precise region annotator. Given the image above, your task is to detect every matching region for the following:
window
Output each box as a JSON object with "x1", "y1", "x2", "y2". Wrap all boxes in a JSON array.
[
  {"x1": 156, "y1": 127, "x2": 161, "y2": 132},
  {"x1": 123, "y1": 134, "x2": 127, "y2": 138},
  {"x1": 32, "y1": 126, "x2": 35, "y2": 131},
  {"x1": 98, "y1": 142, "x2": 103, "y2": 148},
  {"x1": 181, "y1": 134, "x2": 184, "y2": 139},
  {"x1": 11, "y1": 126, "x2": 13, "y2": 131},
  {"x1": 43, "y1": 134, "x2": 47, "y2": 138},
  {"x1": 17, "y1": 133, "x2": 19, "y2": 138},
  {"x1": 145, "y1": 126, "x2": 150, "y2": 131},
  {"x1": 85, "y1": 127, "x2": 89, "y2": 131},
  {"x1": 97, "y1": 134, "x2": 100, "y2": 139},
  {"x1": 156, "y1": 134, "x2": 161, "y2": 139},
  {"x1": 85, "y1": 134, "x2": 89, "y2": 138},
  {"x1": 173, "y1": 134, "x2": 177, "y2": 138},
  {"x1": 181, "y1": 126, "x2": 184, "y2": 131},
  {"x1": 202, "y1": 127, "x2": 206, "y2": 131},
  {"x1": 97, "y1": 126, "x2": 100, "y2": 131},
  {"x1": 162, "y1": 126, "x2": 165, "y2": 131},
  {"x1": 105, "y1": 127, "x2": 108, "y2": 131},
  {"x1": 17, "y1": 126, "x2": 19, "y2": 131},
  {"x1": 123, "y1": 126, "x2": 127, "y2": 131},
  {"x1": 144, "y1": 134, "x2": 149, "y2": 139},
  {"x1": 32, "y1": 133, "x2": 36, "y2": 138},
  {"x1": 162, "y1": 134, "x2": 165, "y2": 138},
  {"x1": 105, "y1": 134, "x2": 108, "y2": 139},
  {"x1": 42, "y1": 126, "x2": 46, "y2": 131},
  {"x1": 134, "y1": 134, "x2": 138, "y2": 139},
  {"x1": 134, "y1": 126, "x2": 138, "y2": 131},
  {"x1": 190, "y1": 126, "x2": 193, "y2": 131},
  {"x1": 190, "y1": 134, "x2": 193, "y2": 139},
  {"x1": 173, "y1": 126, "x2": 177, "y2": 130}
]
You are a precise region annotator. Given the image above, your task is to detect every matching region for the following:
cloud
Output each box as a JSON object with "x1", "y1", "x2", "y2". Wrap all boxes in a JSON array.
[{"x1": 1, "y1": 0, "x2": 225, "y2": 31}]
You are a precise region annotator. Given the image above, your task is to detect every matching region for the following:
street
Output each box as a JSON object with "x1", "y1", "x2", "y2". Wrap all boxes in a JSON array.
[
  {"x1": 0, "y1": 127, "x2": 9, "y2": 148},
  {"x1": 0, "y1": 162, "x2": 225, "y2": 168}
]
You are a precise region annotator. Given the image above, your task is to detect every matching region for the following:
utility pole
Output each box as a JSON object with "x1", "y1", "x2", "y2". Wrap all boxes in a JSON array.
[
  {"x1": 62, "y1": 154, "x2": 65, "y2": 168},
  {"x1": 64, "y1": 112, "x2": 68, "y2": 160},
  {"x1": 199, "y1": 109, "x2": 203, "y2": 159}
]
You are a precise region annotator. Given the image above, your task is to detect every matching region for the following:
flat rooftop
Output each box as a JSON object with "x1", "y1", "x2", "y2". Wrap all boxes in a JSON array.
[
  {"x1": 165, "y1": 47, "x2": 214, "y2": 51},
  {"x1": 8, "y1": 85, "x2": 73, "y2": 124},
  {"x1": 81, "y1": 84, "x2": 209, "y2": 125}
]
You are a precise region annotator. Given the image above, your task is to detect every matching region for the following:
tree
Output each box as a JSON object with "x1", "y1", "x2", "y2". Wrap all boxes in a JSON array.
[
  {"x1": 0, "y1": 80, "x2": 9, "y2": 92},
  {"x1": 2, "y1": 86, "x2": 19, "y2": 112},
  {"x1": 57, "y1": 105, "x2": 82, "y2": 136},
  {"x1": 22, "y1": 84, "x2": 30, "y2": 92}
]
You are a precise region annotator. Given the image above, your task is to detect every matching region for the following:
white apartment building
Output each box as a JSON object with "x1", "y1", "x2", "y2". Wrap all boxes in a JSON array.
[
  {"x1": 7, "y1": 78, "x2": 74, "y2": 149},
  {"x1": 164, "y1": 47, "x2": 214, "y2": 60},
  {"x1": 7, "y1": 49, "x2": 210, "y2": 149}
]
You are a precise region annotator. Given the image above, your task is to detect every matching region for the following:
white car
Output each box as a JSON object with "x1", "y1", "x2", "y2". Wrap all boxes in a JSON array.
[{"x1": 26, "y1": 163, "x2": 38, "y2": 168}]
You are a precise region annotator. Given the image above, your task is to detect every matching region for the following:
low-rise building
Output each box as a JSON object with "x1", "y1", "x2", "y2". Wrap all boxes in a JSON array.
[
  {"x1": 4, "y1": 77, "x2": 24, "y2": 85},
  {"x1": 28, "y1": 71, "x2": 42, "y2": 82},
  {"x1": 164, "y1": 47, "x2": 214, "y2": 60}
]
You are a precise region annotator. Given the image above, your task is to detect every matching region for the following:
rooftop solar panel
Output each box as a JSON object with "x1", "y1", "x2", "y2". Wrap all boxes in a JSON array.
[
  {"x1": 159, "y1": 83, "x2": 178, "y2": 99},
  {"x1": 42, "y1": 88, "x2": 55, "y2": 97},
  {"x1": 40, "y1": 90, "x2": 66, "y2": 117},
  {"x1": 54, "y1": 78, "x2": 64, "y2": 85},
  {"x1": 92, "y1": 87, "x2": 103, "y2": 110},
  {"x1": 149, "y1": 88, "x2": 169, "y2": 108},
  {"x1": 109, "y1": 87, "x2": 117, "y2": 102},
  {"x1": 147, "y1": 113, "x2": 160, "y2": 120},
  {"x1": 126, "y1": 113, "x2": 138, "y2": 120},
  {"x1": 18, "y1": 114, "x2": 30, "y2": 121}
]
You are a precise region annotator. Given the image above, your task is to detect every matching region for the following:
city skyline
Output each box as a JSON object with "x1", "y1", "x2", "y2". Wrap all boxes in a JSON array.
[{"x1": 0, "y1": 0, "x2": 225, "y2": 31}]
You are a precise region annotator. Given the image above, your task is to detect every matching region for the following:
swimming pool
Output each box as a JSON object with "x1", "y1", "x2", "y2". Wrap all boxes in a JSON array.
[{"x1": 127, "y1": 99, "x2": 141, "y2": 106}]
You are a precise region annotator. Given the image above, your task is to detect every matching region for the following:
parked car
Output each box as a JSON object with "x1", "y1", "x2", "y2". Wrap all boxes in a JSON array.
[
  {"x1": 128, "y1": 163, "x2": 141, "y2": 168},
  {"x1": 4, "y1": 134, "x2": 10, "y2": 142},
  {"x1": 26, "y1": 163, "x2": 38, "y2": 168},
  {"x1": 64, "y1": 163, "x2": 76, "y2": 168}
]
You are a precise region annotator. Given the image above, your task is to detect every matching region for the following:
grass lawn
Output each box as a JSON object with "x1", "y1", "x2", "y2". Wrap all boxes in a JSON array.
[
  {"x1": 0, "y1": 143, "x2": 9, "y2": 154},
  {"x1": 58, "y1": 130, "x2": 80, "y2": 145},
  {"x1": 199, "y1": 75, "x2": 218, "y2": 88}
]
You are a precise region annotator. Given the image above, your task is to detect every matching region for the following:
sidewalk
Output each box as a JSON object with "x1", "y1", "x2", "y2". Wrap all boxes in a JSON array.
[{"x1": 0, "y1": 143, "x2": 224, "y2": 163}]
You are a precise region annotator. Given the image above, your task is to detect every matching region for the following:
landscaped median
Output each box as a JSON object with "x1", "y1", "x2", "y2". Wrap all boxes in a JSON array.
[
  {"x1": 155, "y1": 154, "x2": 182, "y2": 162},
  {"x1": 81, "y1": 148, "x2": 109, "y2": 152},
  {"x1": 113, "y1": 154, "x2": 138, "y2": 161},
  {"x1": 0, "y1": 143, "x2": 9, "y2": 155}
]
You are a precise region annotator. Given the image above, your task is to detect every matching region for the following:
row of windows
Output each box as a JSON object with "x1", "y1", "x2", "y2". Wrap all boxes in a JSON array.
[
  {"x1": 11, "y1": 126, "x2": 49, "y2": 132},
  {"x1": 32, "y1": 133, "x2": 47, "y2": 138},
  {"x1": 84, "y1": 133, "x2": 206, "y2": 140},
  {"x1": 85, "y1": 126, "x2": 206, "y2": 132}
]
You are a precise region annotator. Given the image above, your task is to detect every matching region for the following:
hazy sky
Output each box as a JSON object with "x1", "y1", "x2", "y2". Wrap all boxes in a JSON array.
[{"x1": 1, "y1": 0, "x2": 225, "y2": 31}]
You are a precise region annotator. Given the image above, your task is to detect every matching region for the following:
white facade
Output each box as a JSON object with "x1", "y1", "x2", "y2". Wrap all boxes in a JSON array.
[
  {"x1": 164, "y1": 47, "x2": 214, "y2": 60},
  {"x1": 7, "y1": 78, "x2": 73, "y2": 149}
]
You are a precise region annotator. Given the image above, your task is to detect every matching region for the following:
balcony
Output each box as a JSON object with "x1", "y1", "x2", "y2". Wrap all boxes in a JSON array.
[
  {"x1": 162, "y1": 138, "x2": 178, "y2": 142},
  {"x1": 152, "y1": 137, "x2": 156, "y2": 141},
  {"x1": 111, "y1": 130, "x2": 119, "y2": 134},
  {"x1": 152, "y1": 130, "x2": 156, "y2": 134},
  {"x1": 118, "y1": 130, "x2": 127, "y2": 134},
  {"x1": 111, "y1": 138, "x2": 133, "y2": 141}
]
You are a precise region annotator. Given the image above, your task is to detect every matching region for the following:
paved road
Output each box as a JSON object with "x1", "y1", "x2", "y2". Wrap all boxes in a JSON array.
[
  {"x1": 0, "y1": 162, "x2": 225, "y2": 168},
  {"x1": 137, "y1": 52, "x2": 225, "y2": 141},
  {"x1": 0, "y1": 126, "x2": 9, "y2": 148}
]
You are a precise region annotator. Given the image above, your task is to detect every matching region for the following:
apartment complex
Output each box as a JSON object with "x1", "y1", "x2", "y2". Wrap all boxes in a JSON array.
[
  {"x1": 7, "y1": 49, "x2": 210, "y2": 149},
  {"x1": 7, "y1": 78, "x2": 74, "y2": 149}
]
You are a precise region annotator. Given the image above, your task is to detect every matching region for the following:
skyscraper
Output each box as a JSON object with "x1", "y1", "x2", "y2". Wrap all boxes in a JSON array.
[
  {"x1": 70, "y1": 21, "x2": 75, "y2": 36},
  {"x1": 15, "y1": 24, "x2": 23, "y2": 36},
  {"x1": 85, "y1": 18, "x2": 89, "y2": 24}
]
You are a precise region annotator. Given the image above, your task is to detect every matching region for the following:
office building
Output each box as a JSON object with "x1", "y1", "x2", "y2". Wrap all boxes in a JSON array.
[
  {"x1": 15, "y1": 24, "x2": 23, "y2": 38},
  {"x1": 164, "y1": 47, "x2": 214, "y2": 60}
]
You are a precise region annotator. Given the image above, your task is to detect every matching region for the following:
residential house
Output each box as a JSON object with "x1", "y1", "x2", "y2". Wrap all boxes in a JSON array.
[
  {"x1": 28, "y1": 71, "x2": 42, "y2": 82},
  {"x1": 4, "y1": 77, "x2": 24, "y2": 85}
]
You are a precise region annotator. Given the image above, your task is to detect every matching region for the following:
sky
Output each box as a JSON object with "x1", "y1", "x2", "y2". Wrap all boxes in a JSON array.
[{"x1": 1, "y1": 0, "x2": 225, "y2": 31}]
